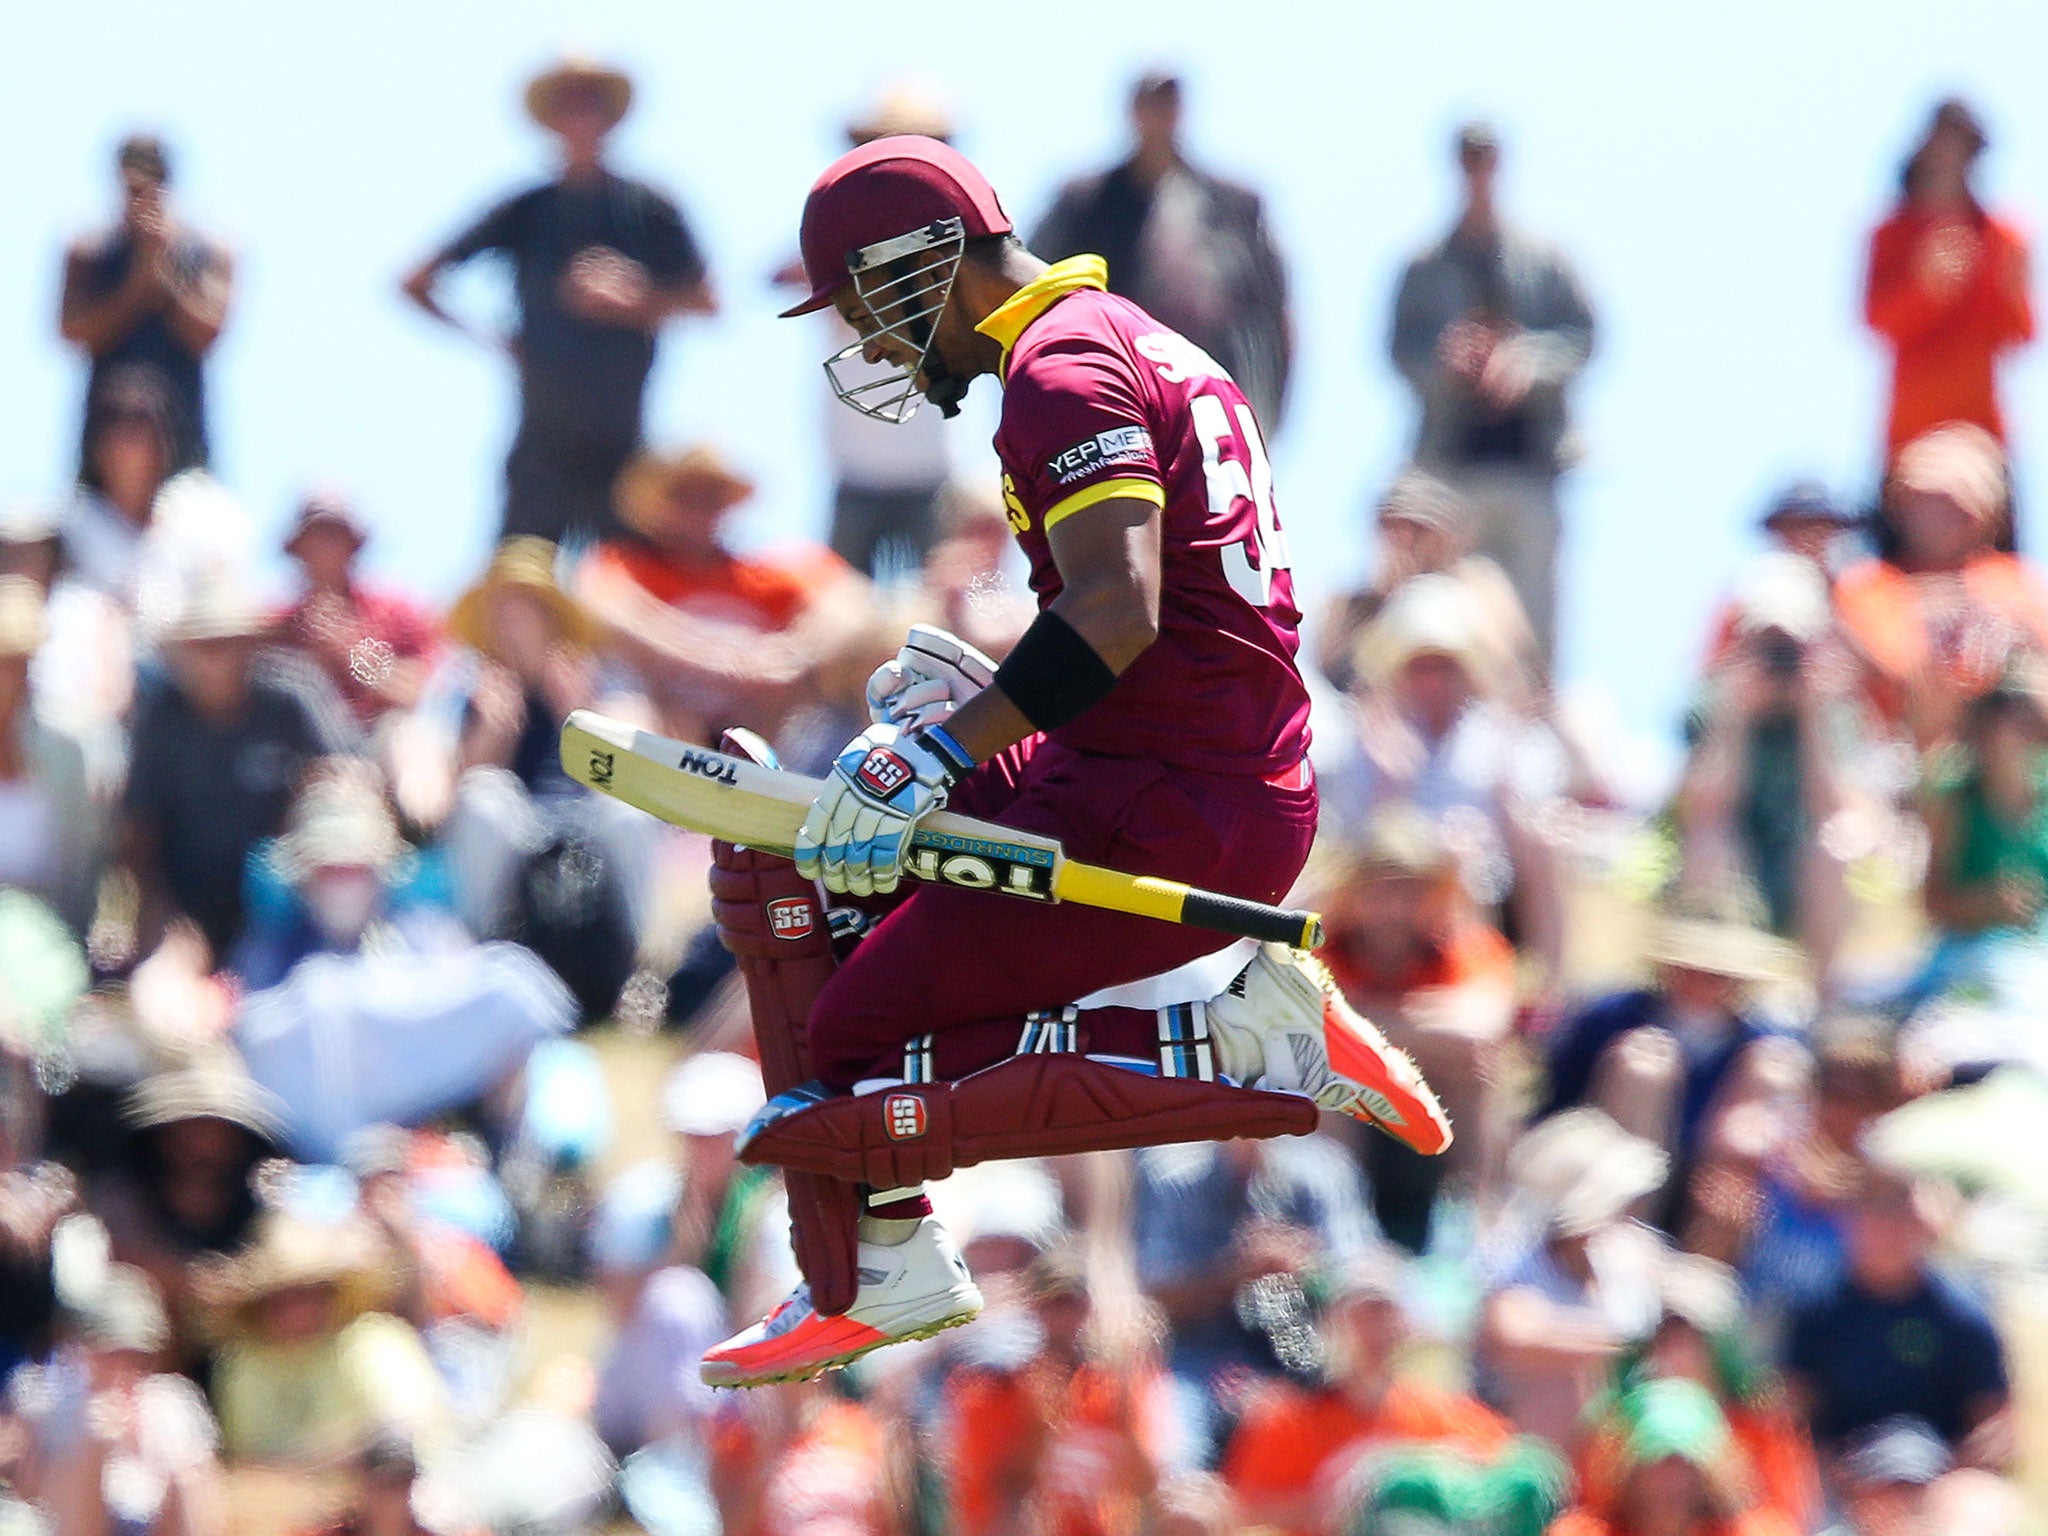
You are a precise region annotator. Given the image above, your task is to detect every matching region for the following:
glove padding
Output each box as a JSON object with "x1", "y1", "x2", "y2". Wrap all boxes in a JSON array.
[
  {"x1": 794, "y1": 723, "x2": 961, "y2": 896},
  {"x1": 866, "y1": 624, "x2": 998, "y2": 730}
]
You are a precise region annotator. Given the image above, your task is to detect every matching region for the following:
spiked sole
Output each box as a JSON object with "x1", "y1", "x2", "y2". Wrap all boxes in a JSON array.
[{"x1": 703, "y1": 1306, "x2": 979, "y2": 1389}]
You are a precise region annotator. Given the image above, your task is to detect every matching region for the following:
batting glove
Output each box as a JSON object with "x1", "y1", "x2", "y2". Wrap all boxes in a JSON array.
[
  {"x1": 795, "y1": 722, "x2": 974, "y2": 896},
  {"x1": 865, "y1": 624, "x2": 999, "y2": 730}
]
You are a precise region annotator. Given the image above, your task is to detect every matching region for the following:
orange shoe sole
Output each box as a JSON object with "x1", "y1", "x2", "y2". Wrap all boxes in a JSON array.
[
  {"x1": 701, "y1": 1306, "x2": 979, "y2": 1389},
  {"x1": 1323, "y1": 998, "x2": 1454, "y2": 1155}
]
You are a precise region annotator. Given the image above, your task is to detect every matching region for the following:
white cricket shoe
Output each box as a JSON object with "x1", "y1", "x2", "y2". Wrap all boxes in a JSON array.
[
  {"x1": 1207, "y1": 943, "x2": 1454, "y2": 1155},
  {"x1": 700, "y1": 1216, "x2": 983, "y2": 1388}
]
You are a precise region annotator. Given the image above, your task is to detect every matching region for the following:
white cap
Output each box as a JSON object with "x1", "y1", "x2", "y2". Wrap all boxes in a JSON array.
[
  {"x1": 1731, "y1": 551, "x2": 1830, "y2": 642},
  {"x1": 660, "y1": 1052, "x2": 765, "y2": 1137}
]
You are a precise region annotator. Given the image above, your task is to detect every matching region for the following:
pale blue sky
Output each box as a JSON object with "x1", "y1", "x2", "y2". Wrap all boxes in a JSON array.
[{"x1": 3, "y1": 0, "x2": 2042, "y2": 787}]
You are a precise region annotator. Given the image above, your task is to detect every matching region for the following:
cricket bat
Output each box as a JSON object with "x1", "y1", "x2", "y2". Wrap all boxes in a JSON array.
[{"x1": 561, "y1": 711, "x2": 1323, "y2": 949}]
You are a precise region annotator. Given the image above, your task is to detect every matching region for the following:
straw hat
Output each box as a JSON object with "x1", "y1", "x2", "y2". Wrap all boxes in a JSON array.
[
  {"x1": 1644, "y1": 887, "x2": 1795, "y2": 983},
  {"x1": 276, "y1": 768, "x2": 404, "y2": 881},
  {"x1": 524, "y1": 56, "x2": 633, "y2": 132},
  {"x1": 1346, "y1": 804, "x2": 1457, "y2": 881},
  {"x1": 660, "y1": 1051, "x2": 766, "y2": 1138},
  {"x1": 847, "y1": 84, "x2": 954, "y2": 145},
  {"x1": 122, "y1": 1062, "x2": 287, "y2": 1145},
  {"x1": 1377, "y1": 470, "x2": 1468, "y2": 536},
  {"x1": 1509, "y1": 1108, "x2": 1669, "y2": 1237},
  {"x1": 0, "y1": 576, "x2": 48, "y2": 659},
  {"x1": 447, "y1": 537, "x2": 596, "y2": 655},
  {"x1": 1351, "y1": 573, "x2": 1492, "y2": 689},
  {"x1": 195, "y1": 1214, "x2": 396, "y2": 1328},
  {"x1": 161, "y1": 569, "x2": 268, "y2": 644},
  {"x1": 613, "y1": 445, "x2": 756, "y2": 541},
  {"x1": 1893, "y1": 423, "x2": 2008, "y2": 527}
]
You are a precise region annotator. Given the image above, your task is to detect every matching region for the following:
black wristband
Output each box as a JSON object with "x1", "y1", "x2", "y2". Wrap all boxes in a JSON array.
[{"x1": 992, "y1": 610, "x2": 1119, "y2": 733}]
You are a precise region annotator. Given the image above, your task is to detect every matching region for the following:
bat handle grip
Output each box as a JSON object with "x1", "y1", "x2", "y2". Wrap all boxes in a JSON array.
[{"x1": 1179, "y1": 889, "x2": 1324, "y2": 950}]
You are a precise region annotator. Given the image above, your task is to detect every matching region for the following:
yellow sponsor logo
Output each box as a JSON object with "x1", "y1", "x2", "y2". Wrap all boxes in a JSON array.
[{"x1": 1001, "y1": 473, "x2": 1030, "y2": 534}]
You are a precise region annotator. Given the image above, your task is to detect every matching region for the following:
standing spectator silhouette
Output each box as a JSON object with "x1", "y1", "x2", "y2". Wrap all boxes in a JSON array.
[
  {"x1": 401, "y1": 57, "x2": 715, "y2": 545},
  {"x1": 1865, "y1": 98, "x2": 2032, "y2": 463},
  {"x1": 58, "y1": 134, "x2": 233, "y2": 474},
  {"x1": 1033, "y1": 71, "x2": 1294, "y2": 432},
  {"x1": 1390, "y1": 122, "x2": 1596, "y2": 666}
]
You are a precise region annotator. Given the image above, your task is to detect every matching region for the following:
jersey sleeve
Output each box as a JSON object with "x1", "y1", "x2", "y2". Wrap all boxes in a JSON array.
[
  {"x1": 637, "y1": 190, "x2": 707, "y2": 289},
  {"x1": 1003, "y1": 334, "x2": 1165, "y2": 534}
]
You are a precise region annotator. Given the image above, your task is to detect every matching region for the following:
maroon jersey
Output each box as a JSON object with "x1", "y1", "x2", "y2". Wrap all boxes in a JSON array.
[{"x1": 980, "y1": 258, "x2": 1310, "y2": 777}]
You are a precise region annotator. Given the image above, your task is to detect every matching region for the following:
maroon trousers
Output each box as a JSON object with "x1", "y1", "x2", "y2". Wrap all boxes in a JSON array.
[{"x1": 806, "y1": 738, "x2": 1317, "y2": 1092}]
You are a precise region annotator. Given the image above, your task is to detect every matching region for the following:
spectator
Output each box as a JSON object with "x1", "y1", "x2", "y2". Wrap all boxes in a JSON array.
[
  {"x1": 1033, "y1": 71, "x2": 1294, "y2": 431},
  {"x1": 1920, "y1": 667, "x2": 2048, "y2": 940},
  {"x1": 1540, "y1": 889, "x2": 1804, "y2": 1188},
  {"x1": 120, "y1": 575, "x2": 357, "y2": 960},
  {"x1": 58, "y1": 135, "x2": 232, "y2": 473},
  {"x1": 1314, "y1": 806, "x2": 1518, "y2": 1249},
  {"x1": 94, "y1": 1064, "x2": 287, "y2": 1365},
  {"x1": 575, "y1": 445, "x2": 871, "y2": 747},
  {"x1": 64, "y1": 369, "x2": 253, "y2": 623},
  {"x1": 909, "y1": 480, "x2": 1034, "y2": 661},
  {"x1": 1675, "y1": 554, "x2": 1863, "y2": 982},
  {"x1": 1686, "y1": 1020, "x2": 1907, "y2": 1341},
  {"x1": 1782, "y1": 1163, "x2": 2012, "y2": 1467},
  {"x1": 1544, "y1": 1378, "x2": 1791, "y2": 1536},
  {"x1": 780, "y1": 87, "x2": 960, "y2": 579},
  {"x1": 590, "y1": 1053, "x2": 771, "y2": 1454},
  {"x1": 3, "y1": 498, "x2": 132, "y2": 775},
  {"x1": 942, "y1": 1245, "x2": 1172, "y2": 1536},
  {"x1": 1315, "y1": 470, "x2": 1539, "y2": 702},
  {"x1": 10, "y1": 1265, "x2": 225, "y2": 1536},
  {"x1": 1834, "y1": 423, "x2": 2048, "y2": 748},
  {"x1": 1574, "y1": 1255, "x2": 1819, "y2": 1535},
  {"x1": 1131, "y1": 1135, "x2": 1378, "y2": 1468},
  {"x1": 1320, "y1": 574, "x2": 1569, "y2": 989},
  {"x1": 271, "y1": 489, "x2": 439, "y2": 730},
  {"x1": 1223, "y1": 1250, "x2": 1512, "y2": 1536},
  {"x1": 0, "y1": 577, "x2": 108, "y2": 938},
  {"x1": 0, "y1": 1082, "x2": 72, "y2": 1379},
  {"x1": 401, "y1": 57, "x2": 715, "y2": 546},
  {"x1": 199, "y1": 1214, "x2": 449, "y2": 1464},
  {"x1": 1865, "y1": 98, "x2": 2033, "y2": 461},
  {"x1": 229, "y1": 765, "x2": 578, "y2": 1165},
  {"x1": 1478, "y1": 1110, "x2": 1670, "y2": 1446},
  {"x1": 1703, "y1": 486, "x2": 1864, "y2": 666},
  {"x1": 1820, "y1": 1416, "x2": 1948, "y2": 1536},
  {"x1": 440, "y1": 538, "x2": 648, "y2": 1016},
  {"x1": 708, "y1": 1379, "x2": 903, "y2": 1536},
  {"x1": 1389, "y1": 122, "x2": 1596, "y2": 665}
]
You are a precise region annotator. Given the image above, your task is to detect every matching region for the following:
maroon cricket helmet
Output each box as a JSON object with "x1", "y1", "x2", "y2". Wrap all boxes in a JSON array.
[{"x1": 779, "y1": 135, "x2": 1013, "y2": 318}]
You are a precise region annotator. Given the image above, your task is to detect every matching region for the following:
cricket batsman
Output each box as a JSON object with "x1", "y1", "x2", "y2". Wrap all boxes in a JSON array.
[{"x1": 700, "y1": 135, "x2": 1449, "y2": 1386}]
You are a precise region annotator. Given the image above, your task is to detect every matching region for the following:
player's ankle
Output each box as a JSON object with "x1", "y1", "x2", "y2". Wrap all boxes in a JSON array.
[{"x1": 858, "y1": 1214, "x2": 924, "y2": 1246}]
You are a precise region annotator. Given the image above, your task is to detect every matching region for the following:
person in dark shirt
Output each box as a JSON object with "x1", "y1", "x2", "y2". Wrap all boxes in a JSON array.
[
  {"x1": 401, "y1": 57, "x2": 715, "y2": 545},
  {"x1": 1031, "y1": 71, "x2": 1294, "y2": 432},
  {"x1": 58, "y1": 134, "x2": 232, "y2": 474},
  {"x1": 1541, "y1": 890, "x2": 1802, "y2": 1186},
  {"x1": 121, "y1": 577, "x2": 357, "y2": 960},
  {"x1": 1784, "y1": 1164, "x2": 2011, "y2": 1467}
]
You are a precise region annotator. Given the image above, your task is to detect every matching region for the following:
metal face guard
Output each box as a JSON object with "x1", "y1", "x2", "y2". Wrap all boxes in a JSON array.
[{"x1": 822, "y1": 217, "x2": 966, "y2": 424}]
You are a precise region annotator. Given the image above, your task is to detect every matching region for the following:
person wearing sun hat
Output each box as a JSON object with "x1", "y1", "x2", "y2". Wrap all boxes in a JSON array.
[
  {"x1": 272, "y1": 486, "x2": 440, "y2": 728},
  {"x1": 1540, "y1": 883, "x2": 1804, "y2": 1180},
  {"x1": 576, "y1": 443, "x2": 868, "y2": 746},
  {"x1": 1321, "y1": 573, "x2": 1570, "y2": 993},
  {"x1": 120, "y1": 568, "x2": 359, "y2": 958},
  {"x1": 199, "y1": 1213, "x2": 449, "y2": 1464},
  {"x1": 1478, "y1": 1109, "x2": 1675, "y2": 1446},
  {"x1": 1547, "y1": 1377, "x2": 1783, "y2": 1536},
  {"x1": 443, "y1": 538, "x2": 649, "y2": 1014},
  {"x1": 400, "y1": 55, "x2": 715, "y2": 546}
]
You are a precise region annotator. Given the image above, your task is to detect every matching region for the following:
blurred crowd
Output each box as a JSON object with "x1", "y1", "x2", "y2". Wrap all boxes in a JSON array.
[{"x1": 3, "y1": 51, "x2": 2047, "y2": 1536}]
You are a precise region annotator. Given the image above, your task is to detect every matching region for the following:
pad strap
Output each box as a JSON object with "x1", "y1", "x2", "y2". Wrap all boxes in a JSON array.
[{"x1": 992, "y1": 610, "x2": 1119, "y2": 733}]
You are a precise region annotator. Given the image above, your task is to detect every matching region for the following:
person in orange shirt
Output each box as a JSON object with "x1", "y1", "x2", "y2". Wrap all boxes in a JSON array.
[
  {"x1": 1865, "y1": 97, "x2": 2032, "y2": 461},
  {"x1": 575, "y1": 443, "x2": 875, "y2": 747},
  {"x1": 1574, "y1": 1255, "x2": 1819, "y2": 1536},
  {"x1": 943, "y1": 1246, "x2": 1171, "y2": 1536},
  {"x1": 1547, "y1": 1379, "x2": 1796, "y2": 1536},
  {"x1": 710, "y1": 1378, "x2": 907, "y2": 1536},
  {"x1": 1316, "y1": 805, "x2": 1519, "y2": 1245},
  {"x1": 1223, "y1": 1249, "x2": 1511, "y2": 1536},
  {"x1": 1833, "y1": 424, "x2": 2048, "y2": 748}
]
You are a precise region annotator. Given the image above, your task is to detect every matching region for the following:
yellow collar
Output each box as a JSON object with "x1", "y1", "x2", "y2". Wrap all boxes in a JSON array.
[{"x1": 974, "y1": 256, "x2": 1109, "y2": 377}]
